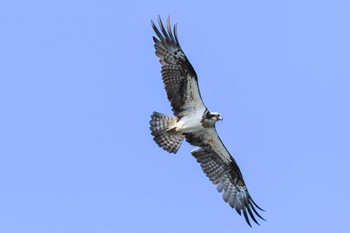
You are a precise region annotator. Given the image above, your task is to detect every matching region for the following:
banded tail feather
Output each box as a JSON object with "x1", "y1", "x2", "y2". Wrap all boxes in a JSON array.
[{"x1": 150, "y1": 112, "x2": 184, "y2": 153}]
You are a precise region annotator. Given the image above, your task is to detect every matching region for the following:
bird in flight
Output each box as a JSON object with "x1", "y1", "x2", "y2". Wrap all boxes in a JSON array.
[{"x1": 149, "y1": 16, "x2": 265, "y2": 226}]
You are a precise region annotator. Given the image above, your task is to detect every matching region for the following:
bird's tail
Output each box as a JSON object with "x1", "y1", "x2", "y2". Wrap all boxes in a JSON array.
[{"x1": 150, "y1": 112, "x2": 184, "y2": 153}]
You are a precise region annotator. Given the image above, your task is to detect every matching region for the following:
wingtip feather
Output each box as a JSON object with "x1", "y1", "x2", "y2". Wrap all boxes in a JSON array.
[
  {"x1": 251, "y1": 197, "x2": 265, "y2": 212},
  {"x1": 243, "y1": 208, "x2": 252, "y2": 227},
  {"x1": 247, "y1": 205, "x2": 260, "y2": 226}
]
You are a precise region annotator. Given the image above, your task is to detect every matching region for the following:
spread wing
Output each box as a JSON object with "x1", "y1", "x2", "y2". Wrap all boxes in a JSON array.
[
  {"x1": 152, "y1": 16, "x2": 206, "y2": 117},
  {"x1": 186, "y1": 128, "x2": 265, "y2": 226}
]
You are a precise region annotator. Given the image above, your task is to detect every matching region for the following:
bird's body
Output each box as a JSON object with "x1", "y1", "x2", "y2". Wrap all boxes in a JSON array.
[
  {"x1": 171, "y1": 113, "x2": 203, "y2": 133},
  {"x1": 149, "y1": 16, "x2": 265, "y2": 226}
]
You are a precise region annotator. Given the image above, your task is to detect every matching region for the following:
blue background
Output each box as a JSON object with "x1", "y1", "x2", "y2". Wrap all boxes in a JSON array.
[{"x1": 1, "y1": 1, "x2": 350, "y2": 232}]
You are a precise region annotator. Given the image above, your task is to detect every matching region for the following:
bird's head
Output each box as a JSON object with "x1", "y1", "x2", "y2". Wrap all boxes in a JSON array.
[
  {"x1": 209, "y1": 112, "x2": 223, "y2": 121},
  {"x1": 203, "y1": 111, "x2": 223, "y2": 127}
]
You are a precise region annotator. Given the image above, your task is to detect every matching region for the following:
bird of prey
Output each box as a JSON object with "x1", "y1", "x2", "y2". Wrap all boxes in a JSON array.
[{"x1": 149, "y1": 16, "x2": 265, "y2": 226}]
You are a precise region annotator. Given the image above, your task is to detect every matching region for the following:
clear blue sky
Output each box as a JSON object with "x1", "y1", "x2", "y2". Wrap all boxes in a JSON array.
[{"x1": 1, "y1": 1, "x2": 350, "y2": 232}]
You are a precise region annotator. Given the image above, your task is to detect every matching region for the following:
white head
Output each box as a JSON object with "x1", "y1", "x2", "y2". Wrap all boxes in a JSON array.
[
  {"x1": 208, "y1": 111, "x2": 223, "y2": 121},
  {"x1": 202, "y1": 111, "x2": 223, "y2": 128}
]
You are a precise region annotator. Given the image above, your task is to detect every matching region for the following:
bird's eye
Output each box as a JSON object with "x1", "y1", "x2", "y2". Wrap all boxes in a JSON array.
[{"x1": 206, "y1": 111, "x2": 211, "y2": 118}]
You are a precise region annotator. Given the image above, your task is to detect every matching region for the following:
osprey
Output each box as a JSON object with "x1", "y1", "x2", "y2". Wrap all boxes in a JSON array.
[{"x1": 149, "y1": 16, "x2": 265, "y2": 226}]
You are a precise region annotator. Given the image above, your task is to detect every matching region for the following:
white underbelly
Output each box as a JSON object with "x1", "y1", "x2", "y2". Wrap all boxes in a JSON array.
[{"x1": 175, "y1": 113, "x2": 204, "y2": 133}]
